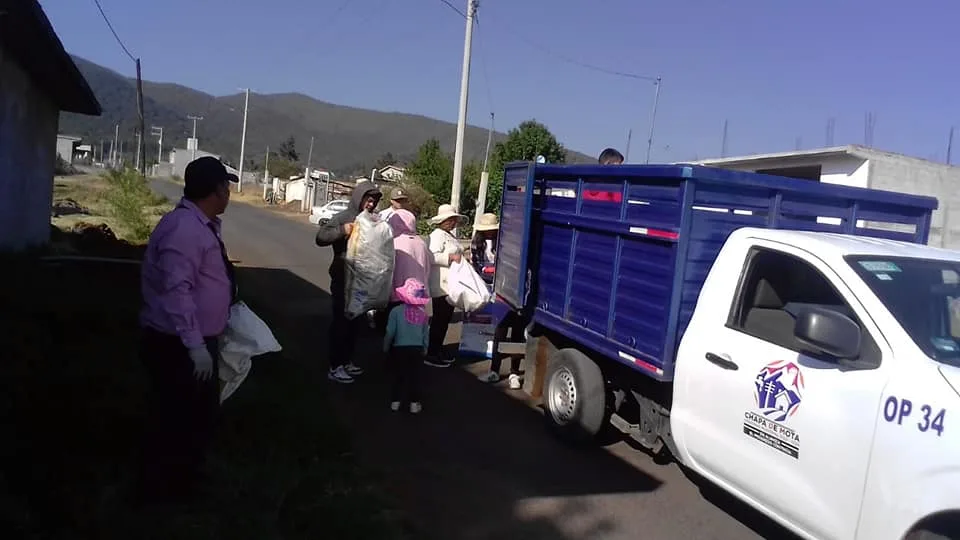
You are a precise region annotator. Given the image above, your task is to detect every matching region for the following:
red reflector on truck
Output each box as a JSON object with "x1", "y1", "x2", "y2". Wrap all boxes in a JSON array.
[
  {"x1": 618, "y1": 351, "x2": 664, "y2": 375},
  {"x1": 582, "y1": 190, "x2": 623, "y2": 203},
  {"x1": 627, "y1": 226, "x2": 679, "y2": 241}
]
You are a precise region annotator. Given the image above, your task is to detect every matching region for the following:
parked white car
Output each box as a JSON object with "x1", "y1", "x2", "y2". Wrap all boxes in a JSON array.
[{"x1": 308, "y1": 199, "x2": 349, "y2": 225}]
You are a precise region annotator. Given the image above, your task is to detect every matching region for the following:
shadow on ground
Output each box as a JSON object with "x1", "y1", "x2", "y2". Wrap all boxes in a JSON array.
[
  {"x1": 0, "y1": 258, "x2": 410, "y2": 540},
  {"x1": 0, "y1": 248, "x2": 796, "y2": 540},
  {"x1": 238, "y1": 265, "x2": 798, "y2": 540}
]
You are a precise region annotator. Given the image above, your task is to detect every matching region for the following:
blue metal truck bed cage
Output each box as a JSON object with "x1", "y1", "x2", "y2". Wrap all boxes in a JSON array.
[{"x1": 494, "y1": 162, "x2": 938, "y2": 381}]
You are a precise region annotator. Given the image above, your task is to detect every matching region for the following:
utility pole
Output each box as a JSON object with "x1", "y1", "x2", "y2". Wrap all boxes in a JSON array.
[
  {"x1": 624, "y1": 129, "x2": 633, "y2": 162},
  {"x1": 188, "y1": 115, "x2": 204, "y2": 161},
  {"x1": 135, "y1": 59, "x2": 146, "y2": 176},
  {"x1": 475, "y1": 112, "x2": 495, "y2": 229},
  {"x1": 151, "y1": 126, "x2": 164, "y2": 167},
  {"x1": 135, "y1": 129, "x2": 142, "y2": 172},
  {"x1": 644, "y1": 76, "x2": 662, "y2": 164},
  {"x1": 306, "y1": 136, "x2": 315, "y2": 169},
  {"x1": 112, "y1": 123, "x2": 119, "y2": 167},
  {"x1": 302, "y1": 136, "x2": 317, "y2": 213},
  {"x1": 721, "y1": 119, "x2": 729, "y2": 157},
  {"x1": 237, "y1": 88, "x2": 250, "y2": 193},
  {"x1": 450, "y1": 0, "x2": 479, "y2": 212},
  {"x1": 263, "y1": 146, "x2": 271, "y2": 201},
  {"x1": 947, "y1": 127, "x2": 955, "y2": 166}
]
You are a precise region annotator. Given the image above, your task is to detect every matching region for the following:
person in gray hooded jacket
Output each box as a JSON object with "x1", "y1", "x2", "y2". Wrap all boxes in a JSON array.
[{"x1": 315, "y1": 180, "x2": 382, "y2": 383}]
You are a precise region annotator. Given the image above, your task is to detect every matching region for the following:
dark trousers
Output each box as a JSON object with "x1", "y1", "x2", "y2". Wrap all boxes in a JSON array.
[
  {"x1": 491, "y1": 313, "x2": 525, "y2": 375},
  {"x1": 390, "y1": 345, "x2": 423, "y2": 404},
  {"x1": 328, "y1": 278, "x2": 358, "y2": 370},
  {"x1": 428, "y1": 296, "x2": 455, "y2": 358},
  {"x1": 138, "y1": 327, "x2": 221, "y2": 501}
]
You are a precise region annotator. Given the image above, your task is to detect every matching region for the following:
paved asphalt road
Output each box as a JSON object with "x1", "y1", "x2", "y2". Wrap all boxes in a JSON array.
[{"x1": 152, "y1": 181, "x2": 796, "y2": 540}]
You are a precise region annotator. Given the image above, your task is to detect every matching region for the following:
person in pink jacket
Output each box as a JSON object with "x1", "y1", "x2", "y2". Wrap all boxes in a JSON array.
[{"x1": 384, "y1": 209, "x2": 432, "y2": 321}]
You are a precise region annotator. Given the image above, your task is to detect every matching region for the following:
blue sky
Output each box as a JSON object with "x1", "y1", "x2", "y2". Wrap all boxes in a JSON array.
[{"x1": 41, "y1": 0, "x2": 960, "y2": 163}]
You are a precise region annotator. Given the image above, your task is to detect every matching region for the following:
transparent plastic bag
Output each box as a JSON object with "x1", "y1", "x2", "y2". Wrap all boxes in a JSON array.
[{"x1": 344, "y1": 212, "x2": 396, "y2": 319}]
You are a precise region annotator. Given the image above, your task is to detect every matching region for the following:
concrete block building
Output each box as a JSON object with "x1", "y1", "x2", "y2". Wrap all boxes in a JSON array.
[
  {"x1": 692, "y1": 146, "x2": 960, "y2": 249},
  {"x1": 0, "y1": 0, "x2": 101, "y2": 250}
]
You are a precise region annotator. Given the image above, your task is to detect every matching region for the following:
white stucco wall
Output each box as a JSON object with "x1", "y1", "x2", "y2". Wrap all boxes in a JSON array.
[
  {"x1": 0, "y1": 48, "x2": 60, "y2": 251},
  {"x1": 284, "y1": 179, "x2": 306, "y2": 203},
  {"x1": 819, "y1": 157, "x2": 869, "y2": 188}
]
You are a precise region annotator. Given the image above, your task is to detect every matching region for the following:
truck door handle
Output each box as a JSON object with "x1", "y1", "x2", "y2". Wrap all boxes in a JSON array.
[{"x1": 705, "y1": 352, "x2": 739, "y2": 371}]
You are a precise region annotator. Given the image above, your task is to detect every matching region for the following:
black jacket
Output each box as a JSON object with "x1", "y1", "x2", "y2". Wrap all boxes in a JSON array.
[{"x1": 315, "y1": 181, "x2": 382, "y2": 302}]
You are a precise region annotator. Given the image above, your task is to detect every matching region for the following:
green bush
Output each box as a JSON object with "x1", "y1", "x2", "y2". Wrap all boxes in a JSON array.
[{"x1": 102, "y1": 168, "x2": 156, "y2": 243}]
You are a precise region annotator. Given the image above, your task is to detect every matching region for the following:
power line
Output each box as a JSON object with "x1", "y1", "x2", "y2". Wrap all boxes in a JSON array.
[
  {"x1": 480, "y1": 9, "x2": 659, "y2": 82},
  {"x1": 91, "y1": 0, "x2": 135, "y2": 62},
  {"x1": 328, "y1": 0, "x2": 355, "y2": 22},
  {"x1": 474, "y1": 14, "x2": 494, "y2": 115},
  {"x1": 437, "y1": 0, "x2": 467, "y2": 18}
]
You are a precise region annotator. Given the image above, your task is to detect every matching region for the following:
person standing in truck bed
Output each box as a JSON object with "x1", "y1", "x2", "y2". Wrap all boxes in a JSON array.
[{"x1": 598, "y1": 147, "x2": 624, "y2": 165}]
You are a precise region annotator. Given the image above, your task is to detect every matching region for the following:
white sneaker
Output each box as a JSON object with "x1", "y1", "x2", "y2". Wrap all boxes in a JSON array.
[
  {"x1": 345, "y1": 362, "x2": 364, "y2": 376},
  {"x1": 508, "y1": 373, "x2": 522, "y2": 390},
  {"x1": 409, "y1": 402, "x2": 422, "y2": 414},
  {"x1": 390, "y1": 401, "x2": 401, "y2": 412},
  {"x1": 478, "y1": 371, "x2": 500, "y2": 383},
  {"x1": 328, "y1": 365, "x2": 355, "y2": 384}
]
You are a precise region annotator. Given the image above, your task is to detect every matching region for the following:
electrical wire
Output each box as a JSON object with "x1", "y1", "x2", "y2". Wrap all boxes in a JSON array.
[
  {"x1": 474, "y1": 14, "x2": 494, "y2": 115},
  {"x1": 472, "y1": 7, "x2": 659, "y2": 83},
  {"x1": 437, "y1": 0, "x2": 467, "y2": 19},
  {"x1": 91, "y1": 0, "x2": 136, "y2": 62}
]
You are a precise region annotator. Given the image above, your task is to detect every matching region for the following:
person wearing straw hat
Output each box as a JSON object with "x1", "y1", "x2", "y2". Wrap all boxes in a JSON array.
[
  {"x1": 383, "y1": 278, "x2": 432, "y2": 414},
  {"x1": 470, "y1": 212, "x2": 499, "y2": 283},
  {"x1": 426, "y1": 203, "x2": 466, "y2": 367}
]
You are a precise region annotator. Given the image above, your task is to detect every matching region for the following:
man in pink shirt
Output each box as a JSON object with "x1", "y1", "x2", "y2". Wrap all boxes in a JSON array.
[{"x1": 138, "y1": 156, "x2": 238, "y2": 503}]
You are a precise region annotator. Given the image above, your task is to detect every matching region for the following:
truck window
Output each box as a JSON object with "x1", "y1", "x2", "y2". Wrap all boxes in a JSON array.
[
  {"x1": 847, "y1": 256, "x2": 960, "y2": 366},
  {"x1": 728, "y1": 248, "x2": 880, "y2": 363}
]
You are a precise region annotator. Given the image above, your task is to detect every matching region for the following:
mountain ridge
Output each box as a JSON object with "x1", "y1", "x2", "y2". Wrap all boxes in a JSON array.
[{"x1": 59, "y1": 56, "x2": 592, "y2": 175}]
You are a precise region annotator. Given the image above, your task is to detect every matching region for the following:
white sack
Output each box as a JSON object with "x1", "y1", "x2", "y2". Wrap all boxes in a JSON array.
[
  {"x1": 219, "y1": 301, "x2": 282, "y2": 402},
  {"x1": 446, "y1": 260, "x2": 492, "y2": 313}
]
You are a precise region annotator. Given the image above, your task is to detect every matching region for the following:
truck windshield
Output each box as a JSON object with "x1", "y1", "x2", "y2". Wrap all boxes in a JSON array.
[{"x1": 847, "y1": 255, "x2": 960, "y2": 366}]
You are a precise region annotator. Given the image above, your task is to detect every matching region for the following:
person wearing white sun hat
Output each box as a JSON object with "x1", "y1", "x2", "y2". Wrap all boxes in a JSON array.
[
  {"x1": 470, "y1": 212, "x2": 499, "y2": 282},
  {"x1": 426, "y1": 203, "x2": 466, "y2": 367}
]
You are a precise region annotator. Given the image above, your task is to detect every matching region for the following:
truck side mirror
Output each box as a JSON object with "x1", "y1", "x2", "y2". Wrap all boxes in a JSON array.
[{"x1": 794, "y1": 307, "x2": 861, "y2": 359}]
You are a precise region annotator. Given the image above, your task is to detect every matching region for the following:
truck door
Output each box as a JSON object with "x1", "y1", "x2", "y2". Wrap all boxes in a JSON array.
[{"x1": 673, "y1": 242, "x2": 890, "y2": 540}]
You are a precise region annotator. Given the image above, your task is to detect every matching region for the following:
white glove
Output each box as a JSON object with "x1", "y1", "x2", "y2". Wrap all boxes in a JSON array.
[{"x1": 188, "y1": 346, "x2": 214, "y2": 381}]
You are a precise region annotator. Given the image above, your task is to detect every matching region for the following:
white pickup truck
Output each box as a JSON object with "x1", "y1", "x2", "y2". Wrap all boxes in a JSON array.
[{"x1": 490, "y1": 162, "x2": 959, "y2": 540}]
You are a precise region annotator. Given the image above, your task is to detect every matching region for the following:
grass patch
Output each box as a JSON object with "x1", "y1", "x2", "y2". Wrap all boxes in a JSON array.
[
  {"x1": 52, "y1": 171, "x2": 172, "y2": 244},
  {"x1": 0, "y1": 253, "x2": 412, "y2": 539}
]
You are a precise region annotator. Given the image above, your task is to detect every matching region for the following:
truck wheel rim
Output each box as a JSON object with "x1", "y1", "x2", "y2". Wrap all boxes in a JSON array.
[{"x1": 548, "y1": 367, "x2": 577, "y2": 425}]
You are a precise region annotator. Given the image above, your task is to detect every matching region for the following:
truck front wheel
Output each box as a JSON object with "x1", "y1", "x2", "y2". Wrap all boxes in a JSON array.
[{"x1": 544, "y1": 348, "x2": 607, "y2": 443}]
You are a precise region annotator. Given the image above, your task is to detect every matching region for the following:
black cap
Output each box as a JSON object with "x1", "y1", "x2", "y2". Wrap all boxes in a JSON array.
[{"x1": 184, "y1": 156, "x2": 239, "y2": 199}]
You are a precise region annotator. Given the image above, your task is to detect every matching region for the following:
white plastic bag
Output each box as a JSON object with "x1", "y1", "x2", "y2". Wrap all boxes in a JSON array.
[
  {"x1": 344, "y1": 212, "x2": 395, "y2": 319},
  {"x1": 219, "y1": 301, "x2": 282, "y2": 402},
  {"x1": 446, "y1": 260, "x2": 492, "y2": 313}
]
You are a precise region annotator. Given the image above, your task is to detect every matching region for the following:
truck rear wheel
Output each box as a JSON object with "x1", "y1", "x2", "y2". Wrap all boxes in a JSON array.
[{"x1": 544, "y1": 348, "x2": 607, "y2": 443}]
